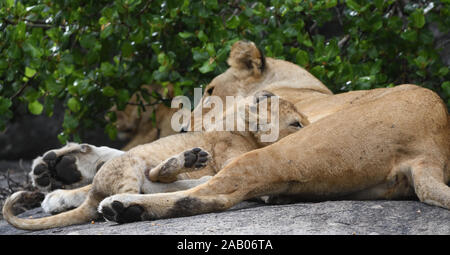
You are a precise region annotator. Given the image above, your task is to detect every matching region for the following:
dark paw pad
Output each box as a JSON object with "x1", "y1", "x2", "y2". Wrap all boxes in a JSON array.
[
  {"x1": 55, "y1": 156, "x2": 81, "y2": 184},
  {"x1": 183, "y1": 148, "x2": 210, "y2": 168},
  {"x1": 35, "y1": 175, "x2": 50, "y2": 187},
  {"x1": 43, "y1": 152, "x2": 58, "y2": 168},
  {"x1": 33, "y1": 163, "x2": 47, "y2": 175},
  {"x1": 102, "y1": 201, "x2": 147, "y2": 224},
  {"x1": 32, "y1": 153, "x2": 82, "y2": 189}
]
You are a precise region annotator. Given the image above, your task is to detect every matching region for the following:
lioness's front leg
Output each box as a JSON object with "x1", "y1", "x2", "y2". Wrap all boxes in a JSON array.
[{"x1": 98, "y1": 148, "x2": 289, "y2": 221}]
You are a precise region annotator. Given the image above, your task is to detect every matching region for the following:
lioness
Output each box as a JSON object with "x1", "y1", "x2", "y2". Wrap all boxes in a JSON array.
[
  {"x1": 95, "y1": 41, "x2": 450, "y2": 219},
  {"x1": 3, "y1": 94, "x2": 309, "y2": 229},
  {"x1": 3, "y1": 40, "x2": 450, "y2": 229}
]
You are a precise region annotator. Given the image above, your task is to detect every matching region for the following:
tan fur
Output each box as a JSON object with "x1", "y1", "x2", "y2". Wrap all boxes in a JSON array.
[
  {"x1": 2, "y1": 95, "x2": 307, "y2": 230},
  {"x1": 94, "y1": 41, "x2": 449, "y2": 220},
  {"x1": 3, "y1": 40, "x2": 449, "y2": 230}
]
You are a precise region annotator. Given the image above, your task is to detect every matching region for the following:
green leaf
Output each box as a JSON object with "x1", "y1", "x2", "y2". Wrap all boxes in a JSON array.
[
  {"x1": 14, "y1": 22, "x2": 26, "y2": 41},
  {"x1": 23, "y1": 41, "x2": 43, "y2": 58},
  {"x1": 157, "y1": 52, "x2": 166, "y2": 65},
  {"x1": 100, "y1": 62, "x2": 115, "y2": 76},
  {"x1": 413, "y1": 55, "x2": 428, "y2": 69},
  {"x1": 346, "y1": 0, "x2": 361, "y2": 12},
  {"x1": 63, "y1": 113, "x2": 79, "y2": 130},
  {"x1": 400, "y1": 29, "x2": 417, "y2": 42},
  {"x1": 297, "y1": 33, "x2": 313, "y2": 48},
  {"x1": 374, "y1": 0, "x2": 384, "y2": 10},
  {"x1": 410, "y1": 9, "x2": 425, "y2": 29},
  {"x1": 25, "y1": 67, "x2": 37, "y2": 78},
  {"x1": 204, "y1": 0, "x2": 219, "y2": 10},
  {"x1": 5, "y1": 0, "x2": 14, "y2": 8},
  {"x1": 372, "y1": 19, "x2": 383, "y2": 31},
  {"x1": 199, "y1": 59, "x2": 216, "y2": 73},
  {"x1": 310, "y1": 66, "x2": 326, "y2": 79},
  {"x1": 57, "y1": 132, "x2": 69, "y2": 145},
  {"x1": 99, "y1": 17, "x2": 109, "y2": 26},
  {"x1": 25, "y1": 87, "x2": 40, "y2": 102},
  {"x1": 192, "y1": 48, "x2": 209, "y2": 62},
  {"x1": 197, "y1": 30, "x2": 208, "y2": 43},
  {"x1": 438, "y1": 67, "x2": 449, "y2": 77},
  {"x1": 28, "y1": 100, "x2": 43, "y2": 115},
  {"x1": 105, "y1": 123, "x2": 117, "y2": 140},
  {"x1": 206, "y1": 43, "x2": 216, "y2": 56},
  {"x1": 178, "y1": 32, "x2": 194, "y2": 39},
  {"x1": 100, "y1": 24, "x2": 114, "y2": 39},
  {"x1": 226, "y1": 15, "x2": 240, "y2": 29},
  {"x1": 67, "y1": 97, "x2": 81, "y2": 112},
  {"x1": 117, "y1": 89, "x2": 130, "y2": 109},
  {"x1": 0, "y1": 59, "x2": 8, "y2": 70},
  {"x1": 442, "y1": 81, "x2": 450, "y2": 97},
  {"x1": 44, "y1": 96, "x2": 54, "y2": 117},
  {"x1": 325, "y1": 0, "x2": 337, "y2": 8},
  {"x1": 46, "y1": 77, "x2": 63, "y2": 95},
  {"x1": 295, "y1": 50, "x2": 309, "y2": 67},
  {"x1": 79, "y1": 34, "x2": 97, "y2": 49},
  {"x1": 121, "y1": 41, "x2": 134, "y2": 58},
  {"x1": 0, "y1": 97, "x2": 12, "y2": 113},
  {"x1": 102, "y1": 86, "x2": 116, "y2": 97},
  {"x1": 7, "y1": 44, "x2": 21, "y2": 59}
]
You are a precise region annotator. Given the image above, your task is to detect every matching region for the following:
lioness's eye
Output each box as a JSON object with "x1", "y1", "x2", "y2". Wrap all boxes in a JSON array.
[
  {"x1": 207, "y1": 87, "x2": 214, "y2": 95},
  {"x1": 289, "y1": 121, "x2": 302, "y2": 128}
]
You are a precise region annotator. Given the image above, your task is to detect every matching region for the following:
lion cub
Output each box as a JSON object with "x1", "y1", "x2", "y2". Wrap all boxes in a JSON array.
[{"x1": 3, "y1": 94, "x2": 308, "y2": 229}]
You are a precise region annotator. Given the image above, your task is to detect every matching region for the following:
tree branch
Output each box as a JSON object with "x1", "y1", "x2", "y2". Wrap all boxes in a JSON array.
[
  {"x1": 2, "y1": 18, "x2": 66, "y2": 30},
  {"x1": 10, "y1": 74, "x2": 36, "y2": 100}
]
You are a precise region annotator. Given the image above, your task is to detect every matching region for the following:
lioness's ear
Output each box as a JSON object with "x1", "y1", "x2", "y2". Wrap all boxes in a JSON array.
[{"x1": 227, "y1": 40, "x2": 266, "y2": 76}]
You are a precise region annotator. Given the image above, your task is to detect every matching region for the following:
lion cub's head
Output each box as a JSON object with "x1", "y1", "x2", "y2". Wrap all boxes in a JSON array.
[{"x1": 246, "y1": 91, "x2": 309, "y2": 146}]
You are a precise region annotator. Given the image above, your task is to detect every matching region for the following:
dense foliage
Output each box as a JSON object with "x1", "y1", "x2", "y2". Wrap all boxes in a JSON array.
[{"x1": 0, "y1": 0, "x2": 449, "y2": 143}]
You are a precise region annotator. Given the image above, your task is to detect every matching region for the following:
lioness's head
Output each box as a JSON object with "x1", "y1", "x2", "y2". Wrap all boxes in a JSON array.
[
  {"x1": 247, "y1": 91, "x2": 309, "y2": 146},
  {"x1": 189, "y1": 40, "x2": 330, "y2": 131},
  {"x1": 189, "y1": 41, "x2": 266, "y2": 130}
]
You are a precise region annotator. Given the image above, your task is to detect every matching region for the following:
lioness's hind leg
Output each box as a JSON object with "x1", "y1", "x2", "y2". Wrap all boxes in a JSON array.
[
  {"x1": 147, "y1": 148, "x2": 210, "y2": 182},
  {"x1": 411, "y1": 161, "x2": 450, "y2": 209}
]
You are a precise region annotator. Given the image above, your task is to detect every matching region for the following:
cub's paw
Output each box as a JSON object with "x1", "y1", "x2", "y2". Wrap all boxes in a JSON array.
[
  {"x1": 41, "y1": 189, "x2": 86, "y2": 214},
  {"x1": 147, "y1": 148, "x2": 211, "y2": 182},
  {"x1": 183, "y1": 147, "x2": 210, "y2": 169},
  {"x1": 30, "y1": 152, "x2": 81, "y2": 191},
  {"x1": 100, "y1": 198, "x2": 149, "y2": 224}
]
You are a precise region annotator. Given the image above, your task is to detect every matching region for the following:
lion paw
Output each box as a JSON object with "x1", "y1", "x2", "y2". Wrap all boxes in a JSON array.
[
  {"x1": 41, "y1": 189, "x2": 87, "y2": 214},
  {"x1": 183, "y1": 147, "x2": 210, "y2": 169},
  {"x1": 30, "y1": 143, "x2": 124, "y2": 192},
  {"x1": 100, "y1": 198, "x2": 149, "y2": 224},
  {"x1": 31, "y1": 152, "x2": 82, "y2": 191},
  {"x1": 148, "y1": 147, "x2": 211, "y2": 182}
]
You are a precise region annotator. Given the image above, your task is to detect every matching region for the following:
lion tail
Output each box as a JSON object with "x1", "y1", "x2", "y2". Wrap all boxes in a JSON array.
[{"x1": 2, "y1": 190, "x2": 102, "y2": 231}]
